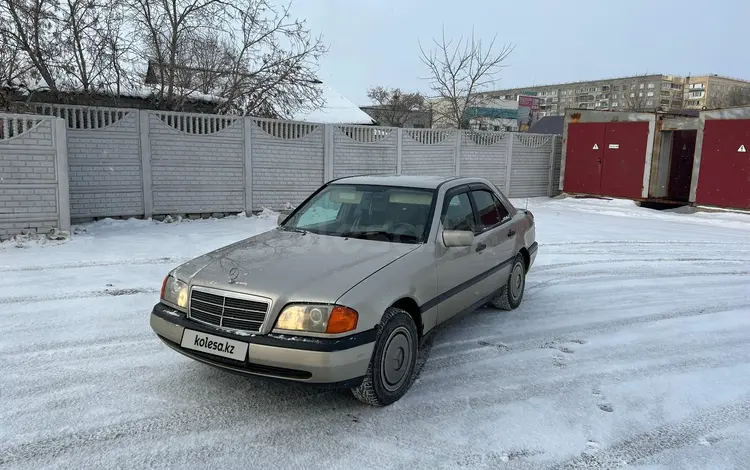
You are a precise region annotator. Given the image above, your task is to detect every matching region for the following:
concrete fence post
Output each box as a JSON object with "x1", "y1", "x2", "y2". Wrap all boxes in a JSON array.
[
  {"x1": 396, "y1": 128, "x2": 403, "y2": 175},
  {"x1": 505, "y1": 133, "x2": 515, "y2": 196},
  {"x1": 53, "y1": 118, "x2": 70, "y2": 232},
  {"x1": 139, "y1": 110, "x2": 153, "y2": 219},
  {"x1": 324, "y1": 124, "x2": 334, "y2": 182},
  {"x1": 243, "y1": 117, "x2": 253, "y2": 213},
  {"x1": 547, "y1": 136, "x2": 557, "y2": 196},
  {"x1": 454, "y1": 129, "x2": 462, "y2": 176}
]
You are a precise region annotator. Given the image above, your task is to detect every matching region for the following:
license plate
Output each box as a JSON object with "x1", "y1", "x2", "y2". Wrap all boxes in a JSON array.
[{"x1": 180, "y1": 329, "x2": 249, "y2": 361}]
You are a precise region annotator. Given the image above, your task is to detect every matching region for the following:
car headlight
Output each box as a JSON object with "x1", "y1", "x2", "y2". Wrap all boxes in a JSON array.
[
  {"x1": 274, "y1": 304, "x2": 358, "y2": 334},
  {"x1": 161, "y1": 275, "x2": 188, "y2": 311}
]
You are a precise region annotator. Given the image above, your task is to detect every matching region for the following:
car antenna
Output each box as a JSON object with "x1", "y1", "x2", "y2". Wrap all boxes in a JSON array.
[{"x1": 525, "y1": 198, "x2": 529, "y2": 211}]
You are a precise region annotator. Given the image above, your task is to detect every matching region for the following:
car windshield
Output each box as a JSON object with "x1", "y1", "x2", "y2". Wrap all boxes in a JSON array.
[{"x1": 281, "y1": 184, "x2": 436, "y2": 244}]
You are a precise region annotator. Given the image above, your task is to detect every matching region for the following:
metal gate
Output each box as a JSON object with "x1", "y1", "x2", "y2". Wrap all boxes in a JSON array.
[
  {"x1": 564, "y1": 121, "x2": 649, "y2": 199},
  {"x1": 564, "y1": 123, "x2": 605, "y2": 195},
  {"x1": 696, "y1": 119, "x2": 750, "y2": 209}
]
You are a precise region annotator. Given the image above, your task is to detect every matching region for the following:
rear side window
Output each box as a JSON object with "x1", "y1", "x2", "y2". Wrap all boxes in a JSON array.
[
  {"x1": 441, "y1": 192, "x2": 475, "y2": 232},
  {"x1": 471, "y1": 190, "x2": 510, "y2": 231}
]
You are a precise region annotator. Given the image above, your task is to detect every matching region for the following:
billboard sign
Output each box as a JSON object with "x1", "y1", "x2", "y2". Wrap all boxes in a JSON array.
[{"x1": 517, "y1": 95, "x2": 541, "y2": 131}]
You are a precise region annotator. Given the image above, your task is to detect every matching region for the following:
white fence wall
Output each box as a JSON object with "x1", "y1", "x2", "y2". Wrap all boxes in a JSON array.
[
  {"x1": 0, "y1": 113, "x2": 69, "y2": 239},
  {"x1": 3, "y1": 105, "x2": 564, "y2": 235}
]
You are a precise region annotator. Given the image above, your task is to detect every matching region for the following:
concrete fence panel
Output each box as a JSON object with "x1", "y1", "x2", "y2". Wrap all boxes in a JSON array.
[
  {"x1": 34, "y1": 104, "x2": 143, "y2": 220},
  {"x1": 0, "y1": 113, "x2": 69, "y2": 239},
  {"x1": 6, "y1": 104, "x2": 565, "y2": 230},
  {"x1": 460, "y1": 131, "x2": 510, "y2": 191},
  {"x1": 332, "y1": 125, "x2": 398, "y2": 179},
  {"x1": 148, "y1": 111, "x2": 245, "y2": 215},
  {"x1": 508, "y1": 134, "x2": 556, "y2": 198},
  {"x1": 401, "y1": 129, "x2": 457, "y2": 177},
  {"x1": 251, "y1": 119, "x2": 325, "y2": 211}
]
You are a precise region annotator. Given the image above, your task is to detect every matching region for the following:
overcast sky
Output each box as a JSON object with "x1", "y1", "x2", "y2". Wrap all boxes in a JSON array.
[{"x1": 291, "y1": 0, "x2": 747, "y2": 106}]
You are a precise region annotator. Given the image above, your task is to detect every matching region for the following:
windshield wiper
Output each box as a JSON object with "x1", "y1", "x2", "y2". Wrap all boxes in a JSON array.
[
  {"x1": 341, "y1": 230, "x2": 419, "y2": 243},
  {"x1": 280, "y1": 226, "x2": 307, "y2": 234}
]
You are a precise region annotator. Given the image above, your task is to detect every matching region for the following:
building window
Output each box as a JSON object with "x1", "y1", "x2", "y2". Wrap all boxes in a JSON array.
[
  {"x1": 630, "y1": 92, "x2": 635, "y2": 97},
  {"x1": 611, "y1": 101, "x2": 619, "y2": 107},
  {"x1": 639, "y1": 83, "x2": 645, "y2": 89},
  {"x1": 647, "y1": 83, "x2": 655, "y2": 89},
  {"x1": 647, "y1": 100, "x2": 653, "y2": 106},
  {"x1": 647, "y1": 91, "x2": 654, "y2": 97},
  {"x1": 613, "y1": 86, "x2": 620, "y2": 91},
  {"x1": 639, "y1": 92, "x2": 644, "y2": 97}
]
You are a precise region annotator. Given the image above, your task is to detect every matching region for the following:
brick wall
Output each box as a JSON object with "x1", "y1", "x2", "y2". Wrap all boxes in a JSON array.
[
  {"x1": 460, "y1": 132, "x2": 510, "y2": 192},
  {"x1": 65, "y1": 109, "x2": 142, "y2": 218},
  {"x1": 332, "y1": 126, "x2": 398, "y2": 178},
  {"x1": 149, "y1": 112, "x2": 245, "y2": 215},
  {"x1": 4, "y1": 106, "x2": 562, "y2": 234},
  {"x1": 0, "y1": 114, "x2": 69, "y2": 240},
  {"x1": 508, "y1": 134, "x2": 556, "y2": 198},
  {"x1": 401, "y1": 129, "x2": 457, "y2": 177},
  {"x1": 251, "y1": 119, "x2": 324, "y2": 210}
]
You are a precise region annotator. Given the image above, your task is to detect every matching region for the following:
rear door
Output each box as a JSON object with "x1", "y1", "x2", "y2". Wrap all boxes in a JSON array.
[
  {"x1": 467, "y1": 184, "x2": 517, "y2": 298},
  {"x1": 435, "y1": 186, "x2": 486, "y2": 324}
]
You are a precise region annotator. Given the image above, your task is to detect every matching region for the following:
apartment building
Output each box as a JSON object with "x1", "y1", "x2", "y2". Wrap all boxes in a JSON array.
[
  {"x1": 478, "y1": 74, "x2": 750, "y2": 117},
  {"x1": 682, "y1": 75, "x2": 750, "y2": 109}
]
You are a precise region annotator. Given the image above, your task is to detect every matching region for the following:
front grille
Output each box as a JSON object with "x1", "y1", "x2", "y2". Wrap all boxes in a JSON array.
[{"x1": 188, "y1": 287, "x2": 270, "y2": 332}]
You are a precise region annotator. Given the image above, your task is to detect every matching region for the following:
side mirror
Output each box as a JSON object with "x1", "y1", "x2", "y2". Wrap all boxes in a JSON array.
[
  {"x1": 442, "y1": 230, "x2": 474, "y2": 247},
  {"x1": 277, "y1": 213, "x2": 287, "y2": 226}
]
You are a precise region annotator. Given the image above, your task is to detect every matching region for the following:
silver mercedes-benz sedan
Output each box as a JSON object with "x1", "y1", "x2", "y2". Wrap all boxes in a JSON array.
[{"x1": 150, "y1": 175, "x2": 537, "y2": 406}]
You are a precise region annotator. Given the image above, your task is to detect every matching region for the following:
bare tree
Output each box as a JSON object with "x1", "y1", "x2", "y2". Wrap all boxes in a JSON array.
[
  {"x1": 708, "y1": 87, "x2": 750, "y2": 109},
  {"x1": 419, "y1": 27, "x2": 514, "y2": 129},
  {"x1": 623, "y1": 83, "x2": 651, "y2": 112},
  {"x1": 212, "y1": 0, "x2": 327, "y2": 117},
  {"x1": 366, "y1": 86, "x2": 427, "y2": 127},
  {"x1": 127, "y1": 0, "x2": 326, "y2": 116},
  {"x1": 0, "y1": 0, "x2": 61, "y2": 94}
]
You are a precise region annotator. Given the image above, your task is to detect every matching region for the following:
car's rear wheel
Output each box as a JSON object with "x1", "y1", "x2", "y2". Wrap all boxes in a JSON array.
[
  {"x1": 490, "y1": 253, "x2": 526, "y2": 310},
  {"x1": 351, "y1": 307, "x2": 418, "y2": 406}
]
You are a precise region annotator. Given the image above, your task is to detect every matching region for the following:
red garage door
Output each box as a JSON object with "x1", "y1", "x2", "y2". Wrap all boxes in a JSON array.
[
  {"x1": 564, "y1": 123, "x2": 605, "y2": 194},
  {"x1": 601, "y1": 122, "x2": 649, "y2": 199},
  {"x1": 696, "y1": 119, "x2": 750, "y2": 209},
  {"x1": 564, "y1": 121, "x2": 650, "y2": 199}
]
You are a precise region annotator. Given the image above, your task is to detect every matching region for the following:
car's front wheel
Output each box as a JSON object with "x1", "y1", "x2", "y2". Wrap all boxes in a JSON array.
[
  {"x1": 351, "y1": 307, "x2": 418, "y2": 406},
  {"x1": 490, "y1": 253, "x2": 526, "y2": 310}
]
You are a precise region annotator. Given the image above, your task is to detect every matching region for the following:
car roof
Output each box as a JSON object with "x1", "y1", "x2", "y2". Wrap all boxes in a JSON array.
[{"x1": 330, "y1": 174, "x2": 464, "y2": 189}]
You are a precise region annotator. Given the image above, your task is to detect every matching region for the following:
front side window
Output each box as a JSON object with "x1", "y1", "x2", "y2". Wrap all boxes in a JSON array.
[
  {"x1": 441, "y1": 192, "x2": 475, "y2": 232},
  {"x1": 282, "y1": 184, "x2": 436, "y2": 244},
  {"x1": 471, "y1": 189, "x2": 511, "y2": 232}
]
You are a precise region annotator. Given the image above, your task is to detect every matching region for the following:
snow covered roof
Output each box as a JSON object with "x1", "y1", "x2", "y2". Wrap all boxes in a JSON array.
[{"x1": 292, "y1": 84, "x2": 375, "y2": 125}]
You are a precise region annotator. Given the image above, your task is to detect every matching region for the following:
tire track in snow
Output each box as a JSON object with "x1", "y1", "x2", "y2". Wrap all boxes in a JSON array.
[
  {"x1": 547, "y1": 393, "x2": 750, "y2": 469},
  {"x1": 429, "y1": 300, "x2": 750, "y2": 361},
  {"x1": 4, "y1": 348, "x2": 748, "y2": 468},
  {"x1": 0, "y1": 287, "x2": 159, "y2": 305},
  {"x1": 532, "y1": 257, "x2": 748, "y2": 273},
  {"x1": 0, "y1": 256, "x2": 191, "y2": 273}
]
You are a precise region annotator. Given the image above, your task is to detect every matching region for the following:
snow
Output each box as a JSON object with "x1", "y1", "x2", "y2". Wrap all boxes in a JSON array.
[
  {"x1": 292, "y1": 83, "x2": 375, "y2": 124},
  {"x1": 12, "y1": 78, "x2": 226, "y2": 104},
  {"x1": 2, "y1": 197, "x2": 750, "y2": 469}
]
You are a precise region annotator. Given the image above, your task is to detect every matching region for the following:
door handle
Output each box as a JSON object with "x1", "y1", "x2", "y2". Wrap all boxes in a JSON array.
[
  {"x1": 476, "y1": 242, "x2": 487, "y2": 253},
  {"x1": 507, "y1": 229, "x2": 516, "y2": 238}
]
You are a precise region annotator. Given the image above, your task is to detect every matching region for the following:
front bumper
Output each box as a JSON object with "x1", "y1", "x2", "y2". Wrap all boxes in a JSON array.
[{"x1": 150, "y1": 303, "x2": 375, "y2": 388}]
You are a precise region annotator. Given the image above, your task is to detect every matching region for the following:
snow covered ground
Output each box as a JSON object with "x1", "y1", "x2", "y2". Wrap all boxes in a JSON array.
[{"x1": 2, "y1": 198, "x2": 750, "y2": 469}]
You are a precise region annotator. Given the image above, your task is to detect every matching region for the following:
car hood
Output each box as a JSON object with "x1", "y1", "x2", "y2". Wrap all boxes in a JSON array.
[{"x1": 172, "y1": 228, "x2": 419, "y2": 307}]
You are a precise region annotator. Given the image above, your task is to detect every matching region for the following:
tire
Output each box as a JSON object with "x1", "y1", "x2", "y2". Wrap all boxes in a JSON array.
[
  {"x1": 490, "y1": 253, "x2": 526, "y2": 310},
  {"x1": 351, "y1": 307, "x2": 419, "y2": 406}
]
